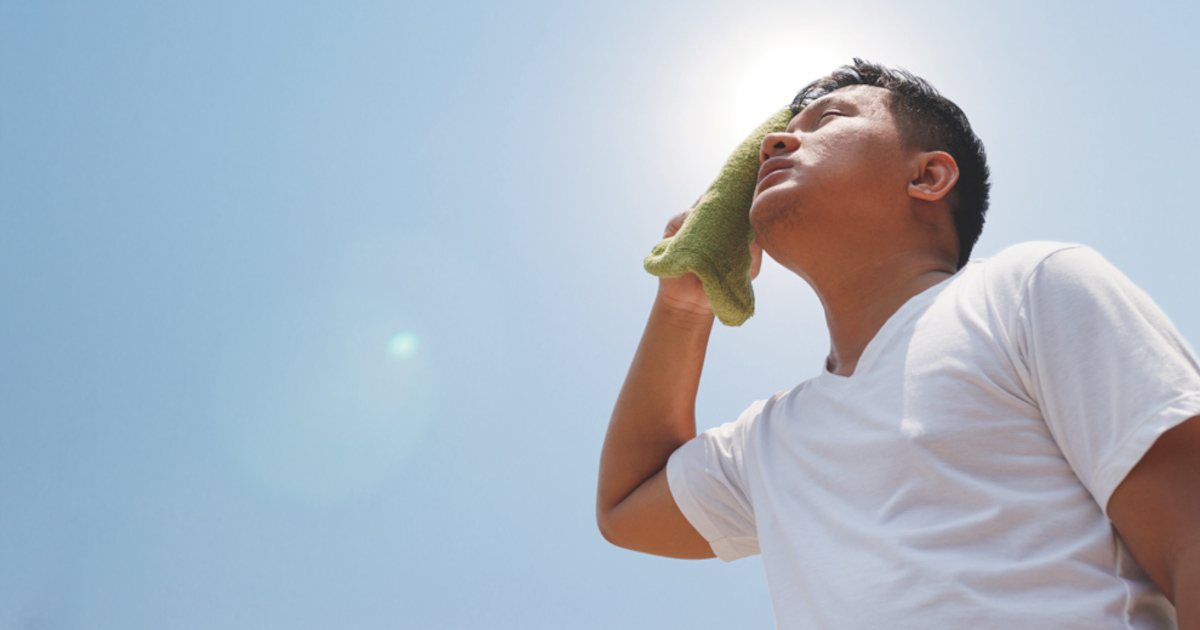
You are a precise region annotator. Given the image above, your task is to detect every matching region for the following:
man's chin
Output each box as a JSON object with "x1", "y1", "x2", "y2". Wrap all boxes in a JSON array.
[{"x1": 749, "y1": 195, "x2": 791, "y2": 240}]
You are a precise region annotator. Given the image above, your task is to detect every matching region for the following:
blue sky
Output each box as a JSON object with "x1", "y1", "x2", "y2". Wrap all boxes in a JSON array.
[{"x1": 2, "y1": 0, "x2": 1198, "y2": 628}]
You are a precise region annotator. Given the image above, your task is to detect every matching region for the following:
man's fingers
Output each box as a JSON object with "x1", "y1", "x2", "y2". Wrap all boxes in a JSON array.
[
  {"x1": 664, "y1": 210, "x2": 690, "y2": 238},
  {"x1": 663, "y1": 195, "x2": 705, "y2": 238},
  {"x1": 665, "y1": 210, "x2": 762, "y2": 280}
]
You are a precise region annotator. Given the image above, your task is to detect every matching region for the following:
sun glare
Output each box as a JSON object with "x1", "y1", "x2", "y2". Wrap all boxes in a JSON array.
[{"x1": 733, "y1": 46, "x2": 846, "y2": 138}]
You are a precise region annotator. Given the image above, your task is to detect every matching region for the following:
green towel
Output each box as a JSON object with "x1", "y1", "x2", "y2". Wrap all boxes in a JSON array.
[{"x1": 644, "y1": 107, "x2": 794, "y2": 326}]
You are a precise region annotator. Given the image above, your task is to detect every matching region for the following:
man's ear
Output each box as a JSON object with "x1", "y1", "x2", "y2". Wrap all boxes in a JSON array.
[{"x1": 907, "y1": 151, "x2": 959, "y2": 201}]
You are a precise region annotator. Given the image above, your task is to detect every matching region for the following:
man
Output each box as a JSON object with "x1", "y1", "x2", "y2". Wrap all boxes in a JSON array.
[{"x1": 596, "y1": 59, "x2": 1200, "y2": 628}]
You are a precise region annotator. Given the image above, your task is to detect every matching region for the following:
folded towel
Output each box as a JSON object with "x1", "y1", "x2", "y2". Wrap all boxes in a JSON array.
[{"x1": 643, "y1": 107, "x2": 794, "y2": 326}]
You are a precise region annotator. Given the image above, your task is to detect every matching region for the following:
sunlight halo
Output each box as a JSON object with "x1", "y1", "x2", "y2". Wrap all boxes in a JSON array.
[{"x1": 732, "y1": 46, "x2": 846, "y2": 139}]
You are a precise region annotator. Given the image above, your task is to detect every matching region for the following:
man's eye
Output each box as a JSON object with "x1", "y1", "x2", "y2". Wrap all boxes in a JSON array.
[{"x1": 817, "y1": 112, "x2": 840, "y2": 125}]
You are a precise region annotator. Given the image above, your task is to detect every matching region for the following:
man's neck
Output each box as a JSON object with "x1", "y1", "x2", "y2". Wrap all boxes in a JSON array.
[{"x1": 813, "y1": 251, "x2": 957, "y2": 377}]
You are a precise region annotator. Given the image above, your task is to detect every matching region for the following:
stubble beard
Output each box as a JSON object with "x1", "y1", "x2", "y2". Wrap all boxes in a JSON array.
[{"x1": 750, "y1": 194, "x2": 805, "y2": 254}]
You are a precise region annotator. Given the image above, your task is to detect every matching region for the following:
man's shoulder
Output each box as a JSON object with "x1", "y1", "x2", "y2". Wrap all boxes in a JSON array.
[
  {"x1": 971, "y1": 241, "x2": 1087, "y2": 270},
  {"x1": 965, "y1": 241, "x2": 1093, "y2": 291},
  {"x1": 963, "y1": 242, "x2": 1143, "y2": 317}
]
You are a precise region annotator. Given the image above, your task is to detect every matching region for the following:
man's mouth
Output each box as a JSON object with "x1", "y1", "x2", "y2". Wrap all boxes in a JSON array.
[{"x1": 756, "y1": 158, "x2": 792, "y2": 191}]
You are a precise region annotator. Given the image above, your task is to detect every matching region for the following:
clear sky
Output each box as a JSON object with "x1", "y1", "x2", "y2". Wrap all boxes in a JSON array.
[{"x1": 2, "y1": 0, "x2": 1198, "y2": 628}]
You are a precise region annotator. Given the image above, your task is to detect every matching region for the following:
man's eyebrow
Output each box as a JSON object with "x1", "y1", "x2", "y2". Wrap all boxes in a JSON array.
[{"x1": 788, "y1": 98, "x2": 836, "y2": 131}]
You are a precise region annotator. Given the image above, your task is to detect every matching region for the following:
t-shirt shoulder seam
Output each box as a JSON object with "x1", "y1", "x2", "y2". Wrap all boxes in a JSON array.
[{"x1": 1014, "y1": 243, "x2": 1090, "y2": 324}]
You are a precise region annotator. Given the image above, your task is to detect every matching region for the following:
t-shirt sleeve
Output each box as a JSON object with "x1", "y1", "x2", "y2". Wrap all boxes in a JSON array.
[
  {"x1": 1016, "y1": 245, "x2": 1200, "y2": 514},
  {"x1": 666, "y1": 402, "x2": 762, "y2": 562}
]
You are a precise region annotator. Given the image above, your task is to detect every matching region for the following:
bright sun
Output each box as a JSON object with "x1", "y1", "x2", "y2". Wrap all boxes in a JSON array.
[{"x1": 733, "y1": 46, "x2": 847, "y2": 138}]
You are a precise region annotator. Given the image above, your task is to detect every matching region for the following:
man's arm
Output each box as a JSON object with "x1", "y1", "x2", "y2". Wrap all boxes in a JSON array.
[
  {"x1": 595, "y1": 290, "x2": 716, "y2": 559},
  {"x1": 595, "y1": 210, "x2": 761, "y2": 559},
  {"x1": 1107, "y1": 414, "x2": 1200, "y2": 628}
]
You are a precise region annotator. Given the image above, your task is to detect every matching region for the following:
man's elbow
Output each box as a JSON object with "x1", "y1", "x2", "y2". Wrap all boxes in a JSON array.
[
  {"x1": 596, "y1": 501, "x2": 649, "y2": 552},
  {"x1": 595, "y1": 504, "x2": 626, "y2": 549}
]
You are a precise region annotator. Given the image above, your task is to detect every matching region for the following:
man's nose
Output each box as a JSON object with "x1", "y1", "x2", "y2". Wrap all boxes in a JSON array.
[{"x1": 760, "y1": 132, "x2": 798, "y2": 163}]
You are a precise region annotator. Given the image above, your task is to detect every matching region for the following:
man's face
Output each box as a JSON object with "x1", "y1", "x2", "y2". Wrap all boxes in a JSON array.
[{"x1": 749, "y1": 85, "x2": 917, "y2": 270}]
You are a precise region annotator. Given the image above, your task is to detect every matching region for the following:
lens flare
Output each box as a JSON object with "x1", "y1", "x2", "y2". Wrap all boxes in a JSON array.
[
  {"x1": 387, "y1": 331, "x2": 420, "y2": 360},
  {"x1": 210, "y1": 229, "x2": 511, "y2": 506}
]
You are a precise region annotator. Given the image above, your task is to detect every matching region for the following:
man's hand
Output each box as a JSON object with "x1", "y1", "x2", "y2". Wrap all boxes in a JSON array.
[
  {"x1": 655, "y1": 208, "x2": 764, "y2": 318},
  {"x1": 596, "y1": 209, "x2": 762, "y2": 559}
]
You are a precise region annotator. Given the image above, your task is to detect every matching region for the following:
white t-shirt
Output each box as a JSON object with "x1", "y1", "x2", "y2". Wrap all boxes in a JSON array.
[{"x1": 667, "y1": 242, "x2": 1200, "y2": 629}]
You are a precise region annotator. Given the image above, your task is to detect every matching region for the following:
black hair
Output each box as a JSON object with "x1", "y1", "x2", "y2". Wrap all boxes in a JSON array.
[{"x1": 790, "y1": 59, "x2": 990, "y2": 269}]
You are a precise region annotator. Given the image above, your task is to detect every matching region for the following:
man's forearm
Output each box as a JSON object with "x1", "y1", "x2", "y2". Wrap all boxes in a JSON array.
[{"x1": 596, "y1": 293, "x2": 714, "y2": 518}]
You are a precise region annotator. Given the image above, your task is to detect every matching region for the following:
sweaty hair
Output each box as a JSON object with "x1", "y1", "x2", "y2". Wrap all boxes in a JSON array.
[{"x1": 790, "y1": 59, "x2": 990, "y2": 269}]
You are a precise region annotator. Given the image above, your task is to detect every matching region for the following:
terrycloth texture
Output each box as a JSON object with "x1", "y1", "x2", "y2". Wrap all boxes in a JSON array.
[{"x1": 644, "y1": 107, "x2": 794, "y2": 326}]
